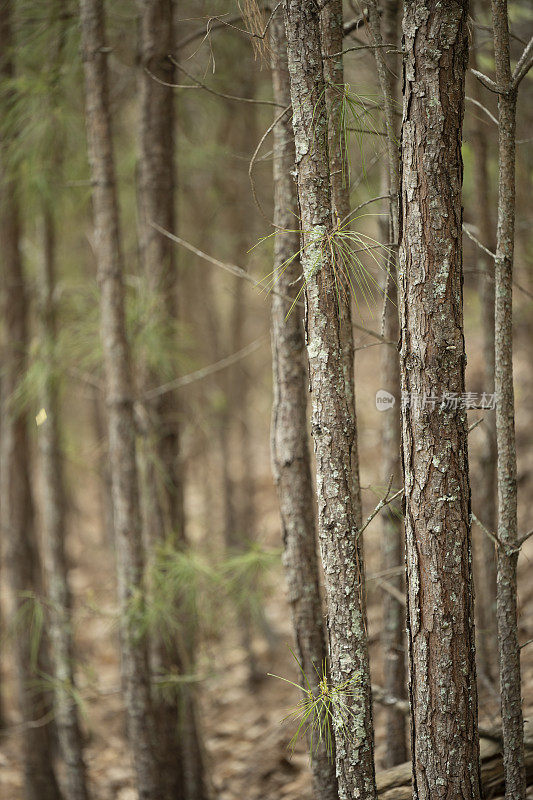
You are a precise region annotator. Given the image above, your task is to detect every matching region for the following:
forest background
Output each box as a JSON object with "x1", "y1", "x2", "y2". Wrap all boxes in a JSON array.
[{"x1": 1, "y1": 1, "x2": 533, "y2": 799}]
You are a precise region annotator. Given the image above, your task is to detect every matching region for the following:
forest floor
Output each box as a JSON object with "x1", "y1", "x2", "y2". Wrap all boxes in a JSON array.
[{"x1": 2, "y1": 289, "x2": 533, "y2": 799}]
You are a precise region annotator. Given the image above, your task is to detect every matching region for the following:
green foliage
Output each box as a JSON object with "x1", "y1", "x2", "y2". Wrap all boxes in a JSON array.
[
  {"x1": 2, "y1": 591, "x2": 45, "y2": 673},
  {"x1": 122, "y1": 539, "x2": 280, "y2": 653},
  {"x1": 221, "y1": 542, "x2": 280, "y2": 624},
  {"x1": 269, "y1": 651, "x2": 364, "y2": 762},
  {"x1": 124, "y1": 542, "x2": 216, "y2": 647},
  {"x1": 259, "y1": 219, "x2": 394, "y2": 318}
]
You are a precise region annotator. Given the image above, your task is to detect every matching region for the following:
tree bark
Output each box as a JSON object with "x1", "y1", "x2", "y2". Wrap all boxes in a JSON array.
[
  {"x1": 398, "y1": 3, "x2": 482, "y2": 799},
  {"x1": 0, "y1": 5, "x2": 63, "y2": 799},
  {"x1": 79, "y1": 2, "x2": 159, "y2": 798},
  {"x1": 282, "y1": 3, "x2": 377, "y2": 799},
  {"x1": 490, "y1": 2, "x2": 526, "y2": 797},
  {"x1": 366, "y1": 0, "x2": 407, "y2": 768},
  {"x1": 469, "y1": 1, "x2": 499, "y2": 686},
  {"x1": 270, "y1": 12, "x2": 338, "y2": 800},
  {"x1": 376, "y1": 722, "x2": 533, "y2": 799}
]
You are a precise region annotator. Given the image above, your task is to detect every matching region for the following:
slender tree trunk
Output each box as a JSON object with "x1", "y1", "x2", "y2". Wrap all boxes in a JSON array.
[
  {"x1": 36, "y1": 8, "x2": 91, "y2": 794},
  {"x1": 138, "y1": 0, "x2": 184, "y2": 543},
  {"x1": 38, "y1": 208, "x2": 90, "y2": 800},
  {"x1": 490, "y1": 2, "x2": 526, "y2": 797},
  {"x1": 366, "y1": 0, "x2": 408, "y2": 768},
  {"x1": 222, "y1": 69, "x2": 264, "y2": 682},
  {"x1": 283, "y1": 4, "x2": 377, "y2": 799},
  {"x1": 399, "y1": 3, "x2": 482, "y2": 799},
  {"x1": 469, "y1": 3, "x2": 499, "y2": 685},
  {"x1": 79, "y1": 2, "x2": 160, "y2": 798},
  {"x1": 0, "y1": 5, "x2": 63, "y2": 799},
  {"x1": 137, "y1": 4, "x2": 188, "y2": 798},
  {"x1": 270, "y1": 13, "x2": 338, "y2": 800}
]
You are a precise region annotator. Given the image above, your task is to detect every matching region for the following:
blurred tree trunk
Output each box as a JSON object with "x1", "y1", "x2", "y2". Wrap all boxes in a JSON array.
[
  {"x1": 37, "y1": 8, "x2": 90, "y2": 796},
  {"x1": 490, "y1": 2, "x2": 526, "y2": 797},
  {"x1": 283, "y1": 3, "x2": 377, "y2": 798},
  {"x1": 398, "y1": 3, "x2": 482, "y2": 798},
  {"x1": 366, "y1": 0, "x2": 407, "y2": 768},
  {"x1": 137, "y1": 3, "x2": 183, "y2": 799},
  {"x1": 223, "y1": 69, "x2": 263, "y2": 682},
  {"x1": 79, "y1": 2, "x2": 159, "y2": 798},
  {"x1": 0, "y1": 4, "x2": 63, "y2": 799},
  {"x1": 38, "y1": 207, "x2": 90, "y2": 800},
  {"x1": 0, "y1": 51, "x2": 60, "y2": 800},
  {"x1": 469, "y1": 2, "x2": 499, "y2": 686},
  {"x1": 270, "y1": 12, "x2": 338, "y2": 800},
  {"x1": 137, "y1": 2, "x2": 206, "y2": 797}
]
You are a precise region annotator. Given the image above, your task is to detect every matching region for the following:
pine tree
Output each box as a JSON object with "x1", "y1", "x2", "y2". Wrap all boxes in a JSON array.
[
  {"x1": 270, "y1": 10, "x2": 338, "y2": 798},
  {"x1": 0, "y1": 5, "x2": 63, "y2": 798},
  {"x1": 79, "y1": 1, "x2": 160, "y2": 797},
  {"x1": 398, "y1": 2, "x2": 482, "y2": 797},
  {"x1": 366, "y1": 0, "x2": 407, "y2": 767},
  {"x1": 282, "y1": 3, "x2": 377, "y2": 797}
]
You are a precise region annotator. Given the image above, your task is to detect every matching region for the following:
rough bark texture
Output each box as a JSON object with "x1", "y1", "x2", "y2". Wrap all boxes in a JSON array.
[
  {"x1": 39, "y1": 208, "x2": 90, "y2": 800},
  {"x1": 79, "y1": 2, "x2": 159, "y2": 798},
  {"x1": 490, "y1": 2, "x2": 526, "y2": 798},
  {"x1": 366, "y1": 0, "x2": 408, "y2": 768},
  {"x1": 270, "y1": 13, "x2": 338, "y2": 800},
  {"x1": 399, "y1": 2, "x2": 482, "y2": 799},
  {"x1": 283, "y1": 3, "x2": 377, "y2": 799},
  {"x1": 0, "y1": 5, "x2": 63, "y2": 799},
  {"x1": 376, "y1": 722, "x2": 533, "y2": 799},
  {"x1": 469, "y1": 6, "x2": 499, "y2": 685}
]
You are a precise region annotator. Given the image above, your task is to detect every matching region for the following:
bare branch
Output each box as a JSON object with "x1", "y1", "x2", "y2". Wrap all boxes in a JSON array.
[
  {"x1": 466, "y1": 95, "x2": 499, "y2": 126},
  {"x1": 518, "y1": 528, "x2": 533, "y2": 548},
  {"x1": 463, "y1": 223, "x2": 496, "y2": 260},
  {"x1": 356, "y1": 476, "x2": 403, "y2": 539},
  {"x1": 151, "y1": 222, "x2": 292, "y2": 294},
  {"x1": 463, "y1": 225, "x2": 533, "y2": 300},
  {"x1": 326, "y1": 42, "x2": 396, "y2": 58},
  {"x1": 468, "y1": 417, "x2": 484, "y2": 434},
  {"x1": 144, "y1": 337, "x2": 266, "y2": 399},
  {"x1": 177, "y1": 9, "x2": 371, "y2": 51},
  {"x1": 472, "y1": 511, "x2": 503, "y2": 549},
  {"x1": 249, "y1": 105, "x2": 292, "y2": 227},
  {"x1": 471, "y1": 512, "x2": 522, "y2": 557},
  {"x1": 471, "y1": 68, "x2": 507, "y2": 94},
  {"x1": 512, "y1": 35, "x2": 533, "y2": 90},
  {"x1": 376, "y1": 577, "x2": 405, "y2": 606},
  {"x1": 162, "y1": 57, "x2": 285, "y2": 107}
]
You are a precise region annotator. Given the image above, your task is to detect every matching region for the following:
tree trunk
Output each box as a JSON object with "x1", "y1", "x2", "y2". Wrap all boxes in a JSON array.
[
  {"x1": 490, "y1": 2, "x2": 526, "y2": 797},
  {"x1": 398, "y1": 3, "x2": 482, "y2": 799},
  {"x1": 38, "y1": 207, "x2": 90, "y2": 800},
  {"x1": 376, "y1": 721, "x2": 533, "y2": 799},
  {"x1": 137, "y1": 3, "x2": 196, "y2": 798},
  {"x1": 222, "y1": 68, "x2": 263, "y2": 682},
  {"x1": 79, "y1": 2, "x2": 159, "y2": 798},
  {"x1": 0, "y1": 5, "x2": 63, "y2": 799},
  {"x1": 270, "y1": 12, "x2": 338, "y2": 800},
  {"x1": 282, "y1": 3, "x2": 377, "y2": 799},
  {"x1": 366, "y1": 0, "x2": 407, "y2": 768},
  {"x1": 469, "y1": 2, "x2": 499, "y2": 687}
]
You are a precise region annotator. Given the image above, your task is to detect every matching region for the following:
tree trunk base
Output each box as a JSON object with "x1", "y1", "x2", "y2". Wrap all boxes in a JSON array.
[{"x1": 377, "y1": 721, "x2": 533, "y2": 798}]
